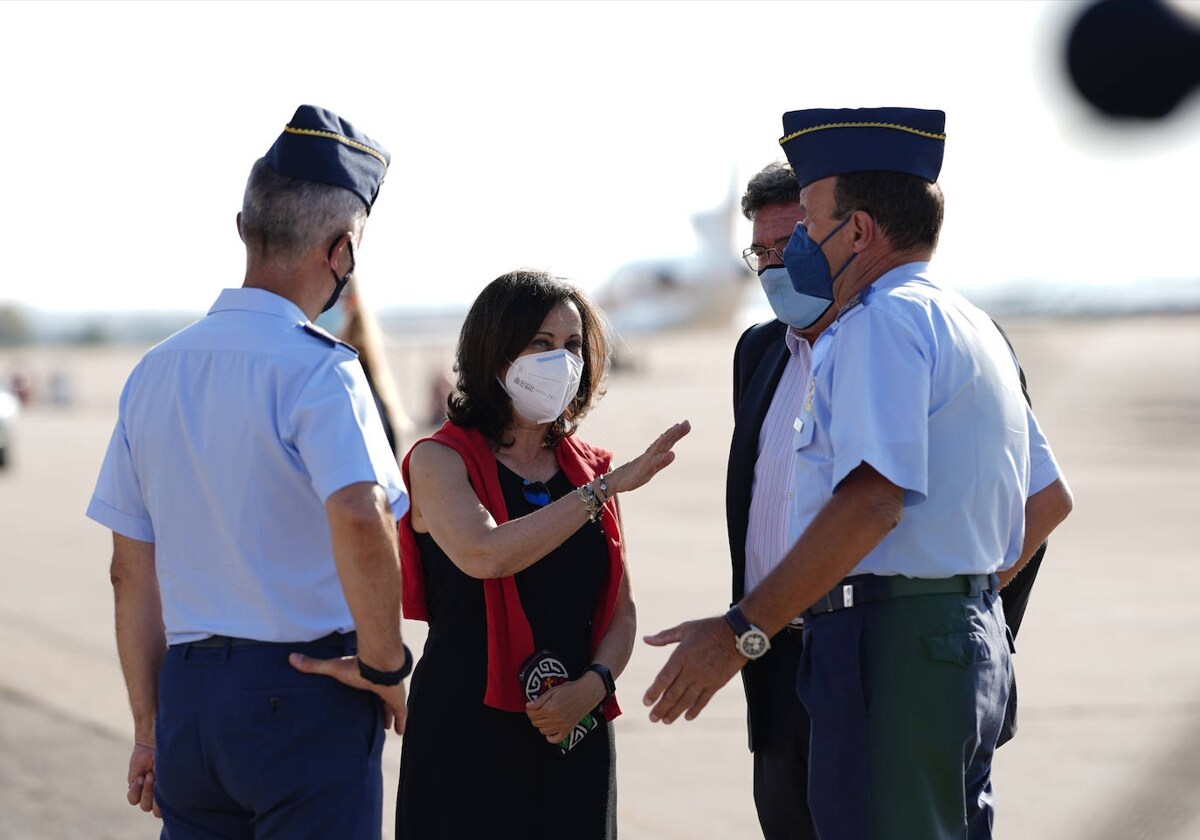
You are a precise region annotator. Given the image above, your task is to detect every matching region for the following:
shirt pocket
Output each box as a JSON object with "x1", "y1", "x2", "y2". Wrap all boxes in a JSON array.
[{"x1": 792, "y1": 412, "x2": 815, "y2": 452}]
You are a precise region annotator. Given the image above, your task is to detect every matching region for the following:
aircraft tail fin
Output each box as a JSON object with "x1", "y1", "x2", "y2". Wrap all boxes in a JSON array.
[{"x1": 690, "y1": 167, "x2": 742, "y2": 255}]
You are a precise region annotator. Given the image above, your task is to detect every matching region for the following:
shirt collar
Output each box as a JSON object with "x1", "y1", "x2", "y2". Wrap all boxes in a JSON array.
[
  {"x1": 208, "y1": 288, "x2": 310, "y2": 324},
  {"x1": 839, "y1": 260, "x2": 933, "y2": 318},
  {"x1": 863, "y1": 260, "x2": 933, "y2": 299},
  {"x1": 784, "y1": 326, "x2": 808, "y2": 357}
]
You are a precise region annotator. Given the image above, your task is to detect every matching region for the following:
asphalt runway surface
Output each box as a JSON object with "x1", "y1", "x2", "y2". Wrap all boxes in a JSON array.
[{"x1": 3, "y1": 316, "x2": 1199, "y2": 839}]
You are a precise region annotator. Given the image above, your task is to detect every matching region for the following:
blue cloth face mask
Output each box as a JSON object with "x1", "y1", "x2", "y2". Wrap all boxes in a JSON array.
[
  {"x1": 757, "y1": 267, "x2": 833, "y2": 330},
  {"x1": 782, "y1": 216, "x2": 856, "y2": 302}
]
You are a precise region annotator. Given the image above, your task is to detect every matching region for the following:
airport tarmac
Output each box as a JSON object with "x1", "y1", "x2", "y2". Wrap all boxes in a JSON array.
[{"x1": 2, "y1": 315, "x2": 1199, "y2": 839}]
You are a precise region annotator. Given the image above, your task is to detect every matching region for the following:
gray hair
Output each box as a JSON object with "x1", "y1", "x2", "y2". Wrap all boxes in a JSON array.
[{"x1": 240, "y1": 157, "x2": 368, "y2": 263}]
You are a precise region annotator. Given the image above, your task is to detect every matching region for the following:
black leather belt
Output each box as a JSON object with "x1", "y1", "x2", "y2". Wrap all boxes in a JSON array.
[
  {"x1": 186, "y1": 631, "x2": 355, "y2": 649},
  {"x1": 803, "y1": 573, "x2": 994, "y2": 620}
]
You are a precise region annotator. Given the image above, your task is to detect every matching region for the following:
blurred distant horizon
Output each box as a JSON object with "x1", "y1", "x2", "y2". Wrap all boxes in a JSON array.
[{"x1": 3, "y1": 273, "x2": 1199, "y2": 348}]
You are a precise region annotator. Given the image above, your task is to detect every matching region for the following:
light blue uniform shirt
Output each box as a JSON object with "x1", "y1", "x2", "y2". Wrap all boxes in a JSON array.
[
  {"x1": 87, "y1": 288, "x2": 408, "y2": 645},
  {"x1": 790, "y1": 263, "x2": 1060, "y2": 578}
]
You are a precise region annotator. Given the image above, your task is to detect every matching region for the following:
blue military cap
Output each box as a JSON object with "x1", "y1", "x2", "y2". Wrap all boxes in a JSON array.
[
  {"x1": 264, "y1": 105, "x2": 390, "y2": 211},
  {"x1": 778, "y1": 107, "x2": 946, "y2": 190}
]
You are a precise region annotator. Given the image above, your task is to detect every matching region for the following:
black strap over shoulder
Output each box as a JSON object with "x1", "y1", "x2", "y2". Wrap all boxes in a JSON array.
[
  {"x1": 991, "y1": 319, "x2": 1031, "y2": 407},
  {"x1": 991, "y1": 317, "x2": 1045, "y2": 640}
]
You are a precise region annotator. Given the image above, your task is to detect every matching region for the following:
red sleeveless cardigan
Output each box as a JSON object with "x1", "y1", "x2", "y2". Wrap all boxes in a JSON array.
[{"x1": 399, "y1": 421, "x2": 623, "y2": 718}]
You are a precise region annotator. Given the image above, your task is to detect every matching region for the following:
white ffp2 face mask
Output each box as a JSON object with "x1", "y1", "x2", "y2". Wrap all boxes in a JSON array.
[{"x1": 501, "y1": 348, "x2": 584, "y2": 424}]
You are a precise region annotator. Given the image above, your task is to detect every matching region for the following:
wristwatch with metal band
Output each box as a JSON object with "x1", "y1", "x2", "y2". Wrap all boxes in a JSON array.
[{"x1": 724, "y1": 606, "x2": 771, "y2": 660}]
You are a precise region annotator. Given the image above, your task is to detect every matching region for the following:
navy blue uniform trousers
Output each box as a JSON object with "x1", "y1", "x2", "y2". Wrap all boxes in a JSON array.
[
  {"x1": 154, "y1": 635, "x2": 384, "y2": 840},
  {"x1": 797, "y1": 584, "x2": 1012, "y2": 840}
]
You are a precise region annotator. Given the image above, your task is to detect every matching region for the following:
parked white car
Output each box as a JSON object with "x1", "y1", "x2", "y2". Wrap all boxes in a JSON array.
[{"x1": 0, "y1": 384, "x2": 18, "y2": 469}]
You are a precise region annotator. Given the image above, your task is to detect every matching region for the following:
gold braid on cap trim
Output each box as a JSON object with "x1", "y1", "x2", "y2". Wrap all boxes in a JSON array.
[
  {"x1": 282, "y1": 125, "x2": 389, "y2": 169},
  {"x1": 780, "y1": 121, "x2": 946, "y2": 145}
]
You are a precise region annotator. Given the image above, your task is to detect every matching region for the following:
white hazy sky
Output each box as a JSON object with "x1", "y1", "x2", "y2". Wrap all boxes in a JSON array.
[{"x1": 2, "y1": 0, "x2": 1198, "y2": 315}]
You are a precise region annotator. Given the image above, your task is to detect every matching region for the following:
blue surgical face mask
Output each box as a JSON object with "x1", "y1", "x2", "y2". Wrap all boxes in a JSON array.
[
  {"x1": 782, "y1": 217, "x2": 856, "y2": 302},
  {"x1": 757, "y1": 267, "x2": 833, "y2": 330}
]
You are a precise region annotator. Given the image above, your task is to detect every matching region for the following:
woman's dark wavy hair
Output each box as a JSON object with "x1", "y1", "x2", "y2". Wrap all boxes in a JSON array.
[{"x1": 446, "y1": 269, "x2": 609, "y2": 449}]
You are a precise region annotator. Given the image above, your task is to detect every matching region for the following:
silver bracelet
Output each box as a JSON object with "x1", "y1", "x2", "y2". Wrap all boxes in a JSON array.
[
  {"x1": 596, "y1": 473, "x2": 610, "y2": 503},
  {"x1": 575, "y1": 482, "x2": 603, "y2": 522}
]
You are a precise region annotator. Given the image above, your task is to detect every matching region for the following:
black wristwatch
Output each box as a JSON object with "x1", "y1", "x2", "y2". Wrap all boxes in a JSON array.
[
  {"x1": 724, "y1": 606, "x2": 771, "y2": 660},
  {"x1": 357, "y1": 643, "x2": 414, "y2": 686},
  {"x1": 584, "y1": 663, "x2": 616, "y2": 701}
]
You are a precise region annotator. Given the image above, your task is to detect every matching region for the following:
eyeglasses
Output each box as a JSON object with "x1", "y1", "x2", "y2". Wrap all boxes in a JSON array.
[
  {"x1": 741, "y1": 236, "x2": 792, "y2": 273},
  {"x1": 522, "y1": 480, "x2": 551, "y2": 507}
]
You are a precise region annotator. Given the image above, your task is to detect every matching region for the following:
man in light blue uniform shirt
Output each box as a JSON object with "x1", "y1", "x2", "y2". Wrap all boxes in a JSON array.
[
  {"x1": 793, "y1": 268, "x2": 1063, "y2": 578},
  {"x1": 645, "y1": 108, "x2": 1072, "y2": 839},
  {"x1": 726, "y1": 161, "x2": 836, "y2": 840},
  {"x1": 87, "y1": 105, "x2": 413, "y2": 840}
]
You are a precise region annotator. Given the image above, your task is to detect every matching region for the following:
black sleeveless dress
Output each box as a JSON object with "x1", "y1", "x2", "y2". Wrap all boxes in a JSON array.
[{"x1": 396, "y1": 460, "x2": 617, "y2": 839}]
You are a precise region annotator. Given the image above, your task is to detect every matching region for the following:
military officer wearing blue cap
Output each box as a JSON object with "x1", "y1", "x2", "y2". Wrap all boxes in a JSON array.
[
  {"x1": 727, "y1": 161, "x2": 835, "y2": 840},
  {"x1": 645, "y1": 108, "x2": 1072, "y2": 839},
  {"x1": 88, "y1": 105, "x2": 411, "y2": 839}
]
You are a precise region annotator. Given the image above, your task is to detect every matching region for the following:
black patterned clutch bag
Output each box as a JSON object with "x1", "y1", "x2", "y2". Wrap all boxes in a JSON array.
[{"x1": 518, "y1": 650, "x2": 601, "y2": 754}]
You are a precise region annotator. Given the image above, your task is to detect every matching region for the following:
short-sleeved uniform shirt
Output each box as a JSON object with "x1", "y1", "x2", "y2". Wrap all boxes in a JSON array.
[
  {"x1": 790, "y1": 262, "x2": 1060, "y2": 578},
  {"x1": 87, "y1": 288, "x2": 408, "y2": 645}
]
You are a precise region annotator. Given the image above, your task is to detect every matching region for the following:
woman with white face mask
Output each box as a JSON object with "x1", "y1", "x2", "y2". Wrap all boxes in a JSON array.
[{"x1": 396, "y1": 270, "x2": 690, "y2": 839}]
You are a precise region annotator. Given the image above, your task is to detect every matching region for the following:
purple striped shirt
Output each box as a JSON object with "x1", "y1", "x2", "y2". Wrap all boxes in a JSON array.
[{"x1": 745, "y1": 328, "x2": 812, "y2": 600}]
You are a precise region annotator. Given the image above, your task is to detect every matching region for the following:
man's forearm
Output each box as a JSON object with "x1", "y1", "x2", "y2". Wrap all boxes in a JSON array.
[
  {"x1": 111, "y1": 534, "x2": 165, "y2": 742},
  {"x1": 998, "y1": 477, "x2": 1074, "y2": 588},
  {"x1": 327, "y1": 483, "x2": 405, "y2": 671},
  {"x1": 740, "y1": 464, "x2": 903, "y2": 635}
]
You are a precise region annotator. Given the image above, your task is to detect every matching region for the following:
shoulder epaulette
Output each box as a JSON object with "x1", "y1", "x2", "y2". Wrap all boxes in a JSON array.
[
  {"x1": 837, "y1": 296, "x2": 866, "y2": 323},
  {"x1": 301, "y1": 323, "x2": 359, "y2": 356}
]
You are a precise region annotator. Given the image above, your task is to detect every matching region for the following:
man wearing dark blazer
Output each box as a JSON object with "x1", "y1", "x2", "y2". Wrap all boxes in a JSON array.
[{"x1": 727, "y1": 163, "x2": 836, "y2": 840}]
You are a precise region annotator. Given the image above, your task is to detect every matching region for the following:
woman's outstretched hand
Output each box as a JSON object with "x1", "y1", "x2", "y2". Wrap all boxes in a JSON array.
[{"x1": 606, "y1": 420, "x2": 691, "y2": 496}]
